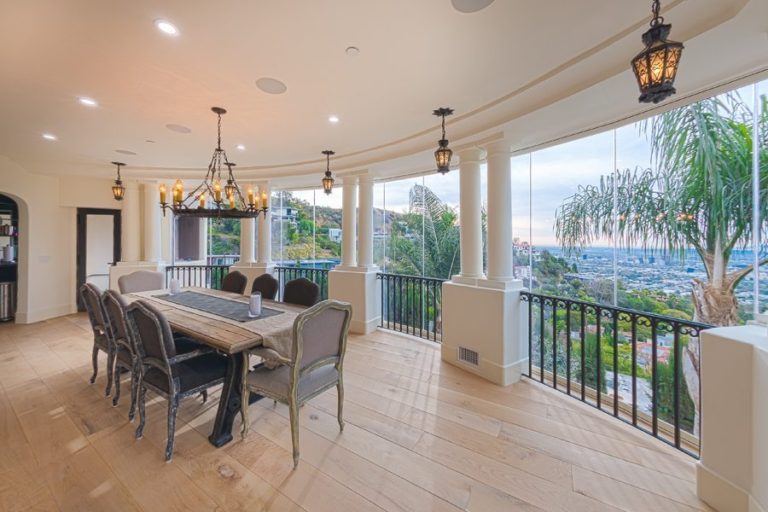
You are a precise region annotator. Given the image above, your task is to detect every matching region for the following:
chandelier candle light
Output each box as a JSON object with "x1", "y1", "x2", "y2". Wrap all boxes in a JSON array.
[
  {"x1": 111, "y1": 161, "x2": 126, "y2": 201},
  {"x1": 321, "y1": 150, "x2": 335, "y2": 195},
  {"x1": 159, "y1": 107, "x2": 267, "y2": 218},
  {"x1": 631, "y1": 0, "x2": 684, "y2": 104},
  {"x1": 433, "y1": 107, "x2": 454, "y2": 174}
]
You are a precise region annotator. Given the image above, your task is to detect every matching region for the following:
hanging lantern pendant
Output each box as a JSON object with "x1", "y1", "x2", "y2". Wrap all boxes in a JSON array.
[
  {"x1": 321, "y1": 150, "x2": 335, "y2": 195},
  {"x1": 433, "y1": 107, "x2": 454, "y2": 174},
  {"x1": 111, "y1": 161, "x2": 126, "y2": 201},
  {"x1": 631, "y1": 0, "x2": 684, "y2": 104}
]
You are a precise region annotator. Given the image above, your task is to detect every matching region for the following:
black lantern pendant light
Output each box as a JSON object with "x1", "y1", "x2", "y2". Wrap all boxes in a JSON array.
[
  {"x1": 433, "y1": 107, "x2": 454, "y2": 174},
  {"x1": 111, "y1": 161, "x2": 126, "y2": 201},
  {"x1": 631, "y1": 0, "x2": 684, "y2": 104},
  {"x1": 321, "y1": 150, "x2": 335, "y2": 195}
]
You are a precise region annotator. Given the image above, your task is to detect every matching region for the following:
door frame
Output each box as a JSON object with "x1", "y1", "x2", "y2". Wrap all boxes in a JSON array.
[{"x1": 76, "y1": 208, "x2": 121, "y2": 310}]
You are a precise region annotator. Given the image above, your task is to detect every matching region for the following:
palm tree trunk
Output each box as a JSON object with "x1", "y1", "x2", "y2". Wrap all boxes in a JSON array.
[{"x1": 683, "y1": 278, "x2": 740, "y2": 437}]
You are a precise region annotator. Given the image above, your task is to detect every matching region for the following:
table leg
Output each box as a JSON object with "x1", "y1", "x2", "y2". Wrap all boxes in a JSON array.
[{"x1": 208, "y1": 352, "x2": 262, "y2": 447}]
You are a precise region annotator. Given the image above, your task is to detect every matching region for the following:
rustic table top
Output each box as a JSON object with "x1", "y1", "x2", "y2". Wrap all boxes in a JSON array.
[{"x1": 126, "y1": 287, "x2": 305, "y2": 355}]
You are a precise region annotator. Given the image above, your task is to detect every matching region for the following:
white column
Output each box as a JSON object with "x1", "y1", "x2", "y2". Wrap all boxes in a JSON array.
[
  {"x1": 486, "y1": 139, "x2": 514, "y2": 282},
  {"x1": 457, "y1": 147, "x2": 485, "y2": 280},
  {"x1": 357, "y1": 173, "x2": 375, "y2": 269},
  {"x1": 257, "y1": 182, "x2": 272, "y2": 265},
  {"x1": 141, "y1": 181, "x2": 161, "y2": 262},
  {"x1": 160, "y1": 208, "x2": 173, "y2": 263},
  {"x1": 341, "y1": 176, "x2": 358, "y2": 268},
  {"x1": 121, "y1": 180, "x2": 140, "y2": 262},
  {"x1": 240, "y1": 218, "x2": 255, "y2": 264}
]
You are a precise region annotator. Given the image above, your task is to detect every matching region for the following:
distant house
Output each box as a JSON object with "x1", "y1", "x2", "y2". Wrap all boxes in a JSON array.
[{"x1": 328, "y1": 228, "x2": 342, "y2": 243}]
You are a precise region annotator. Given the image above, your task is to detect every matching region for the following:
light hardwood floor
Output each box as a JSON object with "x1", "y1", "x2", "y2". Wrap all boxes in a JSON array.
[{"x1": 0, "y1": 314, "x2": 711, "y2": 512}]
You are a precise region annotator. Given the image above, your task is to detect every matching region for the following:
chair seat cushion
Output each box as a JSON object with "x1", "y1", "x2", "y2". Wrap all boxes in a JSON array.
[
  {"x1": 245, "y1": 364, "x2": 338, "y2": 402},
  {"x1": 144, "y1": 353, "x2": 228, "y2": 394},
  {"x1": 116, "y1": 346, "x2": 133, "y2": 366}
]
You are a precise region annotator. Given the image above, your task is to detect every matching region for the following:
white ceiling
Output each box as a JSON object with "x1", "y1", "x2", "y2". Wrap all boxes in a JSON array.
[{"x1": 0, "y1": 0, "x2": 764, "y2": 186}]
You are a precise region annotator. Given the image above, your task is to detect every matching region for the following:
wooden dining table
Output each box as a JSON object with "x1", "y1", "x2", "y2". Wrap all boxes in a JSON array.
[{"x1": 125, "y1": 287, "x2": 306, "y2": 447}]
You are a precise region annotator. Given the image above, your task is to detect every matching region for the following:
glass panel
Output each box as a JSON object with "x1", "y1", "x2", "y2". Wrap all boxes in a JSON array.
[
  {"x1": 511, "y1": 155, "x2": 531, "y2": 284},
  {"x1": 373, "y1": 182, "x2": 387, "y2": 271},
  {"x1": 422, "y1": 171, "x2": 460, "y2": 279},
  {"x1": 759, "y1": 79, "x2": 768, "y2": 317},
  {"x1": 381, "y1": 175, "x2": 424, "y2": 276},
  {"x1": 314, "y1": 186, "x2": 343, "y2": 268}
]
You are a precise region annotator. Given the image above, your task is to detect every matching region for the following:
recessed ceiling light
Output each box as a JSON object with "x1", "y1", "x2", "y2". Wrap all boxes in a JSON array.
[
  {"x1": 165, "y1": 123, "x2": 191, "y2": 133},
  {"x1": 155, "y1": 19, "x2": 179, "y2": 36},
  {"x1": 78, "y1": 96, "x2": 98, "y2": 107},
  {"x1": 451, "y1": 0, "x2": 495, "y2": 13},
  {"x1": 255, "y1": 77, "x2": 287, "y2": 95},
  {"x1": 236, "y1": 144, "x2": 246, "y2": 151},
  {"x1": 42, "y1": 133, "x2": 57, "y2": 141},
  {"x1": 145, "y1": 139, "x2": 155, "y2": 143},
  {"x1": 115, "y1": 149, "x2": 137, "y2": 155},
  {"x1": 328, "y1": 115, "x2": 340, "y2": 124},
  {"x1": 345, "y1": 46, "x2": 360, "y2": 57}
]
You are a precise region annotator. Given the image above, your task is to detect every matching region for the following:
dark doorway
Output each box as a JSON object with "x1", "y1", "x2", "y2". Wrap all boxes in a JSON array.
[{"x1": 76, "y1": 208, "x2": 121, "y2": 311}]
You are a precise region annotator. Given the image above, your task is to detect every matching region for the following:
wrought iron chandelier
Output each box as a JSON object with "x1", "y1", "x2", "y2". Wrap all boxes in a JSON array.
[
  {"x1": 159, "y1": 107, "x2": 268, "y2": 218},
  {"x1": 433, "y1": 107, "x2": 454, "y2": 174},
  {"x1": 111, "y1": 161, "x2": 126, "y2": 201},
  {"x1": 631, "y1": 0, "x2": 684, "y2": 104},
  {"x1": 321, "y1": 150, "x2": 335, "y2": 195}
]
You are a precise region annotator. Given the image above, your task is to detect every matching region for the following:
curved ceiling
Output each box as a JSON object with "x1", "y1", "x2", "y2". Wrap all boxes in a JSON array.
[{"x1": 0, "y1": 0, "x2": 760, "y2": 184}]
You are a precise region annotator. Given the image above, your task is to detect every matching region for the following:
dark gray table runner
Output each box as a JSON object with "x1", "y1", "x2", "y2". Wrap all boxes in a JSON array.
[{"x1": 157, "y1": 291, "x2": 284, "y2": 323}]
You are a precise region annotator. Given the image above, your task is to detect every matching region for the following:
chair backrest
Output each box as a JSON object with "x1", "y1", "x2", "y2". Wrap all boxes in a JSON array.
[
  {"x1": 251, "y1": 273, "x2": 278, "y2": 300},
  {"x1": 118, "y1": 270, "x2": 164, "y2": 294},
  {"x1": 221, "y1": 271, "x2": 247, "y2": 295},
  {"x1": 80, "y1": 282, "x2": 108, "y2": 336},
  {"x1": 125, "y1": 300, "x2": 176, "y2": 367},
  {"x1": 283, "y1": 277, "x2": 320, "y2": 307},
  {"x1": 291, "y1": 300, "x2": 352, "y2": 375},
  {"x1": 103, "y1": 289, "x2": 135, "y2": 356}
]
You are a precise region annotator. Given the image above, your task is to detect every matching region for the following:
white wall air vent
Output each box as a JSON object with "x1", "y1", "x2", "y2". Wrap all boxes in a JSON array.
[{"x1": 457, "y1": 346, "x2": 479, "y2": 367}]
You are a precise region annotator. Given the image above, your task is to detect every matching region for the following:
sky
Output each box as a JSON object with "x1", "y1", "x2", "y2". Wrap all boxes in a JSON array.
[{"x1": 284, "y1": 83, "x2": 763, "y2": 247}]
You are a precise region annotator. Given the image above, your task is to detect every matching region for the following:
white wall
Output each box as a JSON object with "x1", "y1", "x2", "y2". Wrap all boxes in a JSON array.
[{"x1": 0, "y1": 155, "x2": 119, "y2": 323}]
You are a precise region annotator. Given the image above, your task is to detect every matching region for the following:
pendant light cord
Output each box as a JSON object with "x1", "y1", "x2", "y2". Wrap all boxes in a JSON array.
[{"x1": 650, "y1": 0, "x2": 663, "y2": 26}]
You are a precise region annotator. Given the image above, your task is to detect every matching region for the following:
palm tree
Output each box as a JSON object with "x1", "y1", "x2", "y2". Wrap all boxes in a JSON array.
[{"x1": 555, "y1": 92, "x2": 767, "y2": 432}]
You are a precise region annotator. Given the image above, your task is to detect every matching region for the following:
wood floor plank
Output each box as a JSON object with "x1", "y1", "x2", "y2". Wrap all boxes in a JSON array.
[{"x1": 0, "y1": 315, "x2": 703, "y2": 512}]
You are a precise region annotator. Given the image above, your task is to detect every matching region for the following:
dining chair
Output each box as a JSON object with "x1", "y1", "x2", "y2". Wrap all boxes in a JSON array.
[
  {"x1": 251, "y1": 273, "x2": 278, "y2": 300},
  {"x1": 102, "y1": 290, "x2": 141, "y2": 418},
  {"x1": 282, "y1": 277, "x2": 320, "y2": 307},
  {"x1": 80, "y1": 283, "x2": 114, "y2": 397},
  {"x1": 240, "y1": 300, "x2": 352, "y2": 468},
  {"x1": 221, "y1": 270, "x2": 248, "y2": 295},
  {"x1": 126, "y1": 300, "x2": 228, "y2": 461},
  {"x1": 118, "y1": 270, "x2": 164, "y2": 294}
]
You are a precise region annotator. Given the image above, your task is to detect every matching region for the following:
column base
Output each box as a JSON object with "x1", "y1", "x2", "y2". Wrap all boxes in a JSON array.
[
  {"x1": 109, "y1": 261, "x2": 167, "y2": 291},
  {"x1": 441, "y1": 279, "x2": 526, "y2": 386},
  {"x1": 328, "y1": 268, "x2": 380, "y2": 334},
  {"x1": 697, "y1": 463, "x2": 762, "y2": 512}
]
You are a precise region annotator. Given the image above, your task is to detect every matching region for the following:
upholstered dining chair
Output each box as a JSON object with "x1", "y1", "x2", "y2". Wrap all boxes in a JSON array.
[
  {"x1": 102, "y1": 290, "x2": 141, "y2": 418},
  {"x1": 80, "y1": 283, "x2": 114, "y2": 397},
  {"x1": 118, "y1": 270, "x2": 164, "y2": 294},
  {"x1": 221, "y1": 270, "x2": 248, "y2": 295},
  {"x1": 240, "y1": 300, "x2": 352, "y2": 468},
  {"x1": 282, "y1": 277, "x2": 320, "y2": 307},
  {"x1": 126, "y1": 300, "x2": 228, "y2": 461},
  {"x1": 251, "y1": 273, "x2": 279, "y2": 300},
  {"x1": 104, "y1": 290, "x2": 210, "y2": 421}
]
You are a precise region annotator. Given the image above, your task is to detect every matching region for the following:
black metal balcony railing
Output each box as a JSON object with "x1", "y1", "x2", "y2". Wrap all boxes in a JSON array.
[
  {"x1": 274, "y1": 266, "x2": 329, "y2": 301},
  {"x1": 377, "y1": 273, "x2": 445, "y2": 342},
  {"x1": 165, "y1": 265, "x2": 230, "y2": 290},
  {"x1": 520, "y1": 291, "x2": 711, "y2": 457}
]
